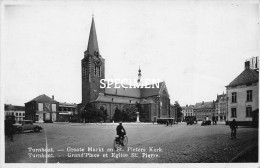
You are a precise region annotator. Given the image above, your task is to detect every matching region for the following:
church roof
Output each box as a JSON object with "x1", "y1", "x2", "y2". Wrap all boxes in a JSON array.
[
  {"x1": 140, "y1": 82, "x2": 164, "y2": 98},
  {"x1": 94, "y1": 94, "x2": 140, "y2": 104},
  {"x1": 104, "y1": 83, "x2": 141, "y2": 98},
  {"x1": 86, "y1": 17, "x2": 99, "y2": 56},
  {"x1": 103, "y1": 81, "x2": 165, "y2": 98},
  {"x1": 226, "y1": 68, "x2": 259, "y2": 87},
  {"x1": 94, "y1": 93, "x2": 156, "y2": 105},
  {"x1": 26, "y1": 94, "x2": 59, "y2": 104}
]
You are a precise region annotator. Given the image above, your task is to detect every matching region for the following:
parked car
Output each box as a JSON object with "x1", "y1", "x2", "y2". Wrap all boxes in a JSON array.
[
  {"x1": 201, "y1": 120, "x2": 211, "y2": 126},
  {"x1": 185, "y1": 116, "x2": 197, "y2": 125},
  {"x1": 13, "y1": 120, "x2": 43, "y2": 133}
]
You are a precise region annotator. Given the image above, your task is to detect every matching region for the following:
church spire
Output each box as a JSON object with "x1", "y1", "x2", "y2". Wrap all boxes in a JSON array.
[
  {"x1": 137, "y1": 67, "x2": 142, "y2": 83},
  {"x1": 86, "y1": 16, "x2": 99, "y2": 57}
]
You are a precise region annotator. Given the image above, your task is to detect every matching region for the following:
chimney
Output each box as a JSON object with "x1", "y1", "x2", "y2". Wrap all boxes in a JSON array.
[
  {"x1": 245, "y1": 61, "x2": 250, "y2": 69},
  {"x1": 52, "y1": 95, "x2": 54, "y2": 99},
  {"x1": 202, "y1": 101, "x2": 204, "y2": 105}
]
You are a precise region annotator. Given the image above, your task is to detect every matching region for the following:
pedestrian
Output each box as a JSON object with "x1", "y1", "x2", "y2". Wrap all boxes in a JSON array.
[
  {"x1": 7, "y1": 119, "x2": 15, "y2": 141},
  {"x1": 212, "y1": 116, "x2": 215, "y2": 125},
  {"x1": 229, "y1": 119, "x2": 238, "y2": 139},
  {"x1": 166, "y1": 120, "x2": 169, "y2": 127},
  {"x1": 9, "y1": 124, "x2": 14, "y2": 141}
]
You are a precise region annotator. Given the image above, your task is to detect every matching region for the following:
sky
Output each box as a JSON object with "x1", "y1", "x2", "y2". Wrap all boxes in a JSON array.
[{"x1": 1, "y1": 0, "x2": 259, "y2": 106}]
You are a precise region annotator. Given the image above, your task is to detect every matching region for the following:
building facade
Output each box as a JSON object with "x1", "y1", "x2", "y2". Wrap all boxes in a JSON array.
[
  {"x1": 181, "y1": 106, "x2": 186, "y2": 119},
  {"x1": 181, "y1": 105, "x2": 194, "y2": 117},
  {"x1": 226, "y1": 60, "x2": 259, "y2": 125},
  {"x1": 170, "y1": 104, "x2": 178, "y2": 121},
  {"x1": 4, "y1": 104, "x2": 25, "y2": 123},
  {"x1": 25, "y1": 94, "x2": 59, "y2": 122},
  {"x1": 58, "y1": 102, "x2": 77, "y2": 122},
  {"x1": 215, "y1": 93, "x2": 227, "y2": 121},
  {"x1": 194, "y1": 101, "x2": 215, "y2": 121},
  {"x1": 77, "y1": 17, "x2": 171, "y2": 122}
]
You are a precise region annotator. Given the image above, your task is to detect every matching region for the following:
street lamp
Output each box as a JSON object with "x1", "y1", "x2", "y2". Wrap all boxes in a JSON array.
[{"x1": 157, "y1": 96, "x2": 161, "y2": 118}]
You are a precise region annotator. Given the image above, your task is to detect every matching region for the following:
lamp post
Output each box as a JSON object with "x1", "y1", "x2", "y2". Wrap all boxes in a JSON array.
[
  {"x1": 136, "y1": 112, "x2": 140, "y2": 122},
  {"x1": 157, "y1": 96, "x2": 161, "y2": 119}
]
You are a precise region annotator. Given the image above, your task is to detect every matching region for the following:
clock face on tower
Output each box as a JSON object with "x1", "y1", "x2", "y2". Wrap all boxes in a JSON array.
[
  {"x1": 94, "y1": 57, "x2": 102, "y2": 66},
  {"x1": 94, "y1": 50, "x2": 99, "y2": 57}
]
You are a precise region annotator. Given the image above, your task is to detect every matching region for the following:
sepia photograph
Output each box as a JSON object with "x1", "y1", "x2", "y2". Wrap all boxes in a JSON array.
[{"x1": 0, "y1": 0, "x2": 259, "y2": 167}]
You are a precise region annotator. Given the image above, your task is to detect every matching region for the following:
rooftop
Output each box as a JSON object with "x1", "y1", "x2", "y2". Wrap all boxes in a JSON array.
[
  {"x1": 5, "y1": 104, "x2": 25, "y2": 111},
  {"x1": 26, "y1": 94, "x2": 59, "y2": 104},
  {"x1": 226, "y1": 68, "x2": 259, "y2": 87},
  {"x1": 194, "y1": 101, "x2": 215, "y2": 109}
]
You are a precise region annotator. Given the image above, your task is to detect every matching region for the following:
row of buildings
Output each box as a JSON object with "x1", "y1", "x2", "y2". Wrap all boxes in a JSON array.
[
  {"x1": 5, "y1": 92, "x2": 178, "y2": 123},
  {"x1": 181, "y1": 56, "x2": 259, "y2": 125},
  {"x1": 5, "y1": 95, "x2": 77, "y2": 123},
  {"x1": 181, "y1": 93, "x2": 226, "y2": 122}
]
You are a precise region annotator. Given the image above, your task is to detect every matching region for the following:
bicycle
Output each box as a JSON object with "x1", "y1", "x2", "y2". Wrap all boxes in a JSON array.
[
  {"x1": 113, "y1": 135, "x2": 128, "y2": 150},
  {"x1": 231, "y1": 128, "x2": 237, "y2": 139}
]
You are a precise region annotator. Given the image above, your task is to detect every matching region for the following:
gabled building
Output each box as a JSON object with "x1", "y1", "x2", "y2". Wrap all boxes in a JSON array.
[
  {"x1": 194, "y1": 101, "x2": 215, "y2": 121},
  {"x1": 226, "y1": 60, "x2": 259, "y2": 125},
  {"x1": 25, "y1": 94, "x2": 59, "y2": 122},
  {"x1": 181, "y1": 105, "x2": 194, "y2": 117},
  {"x1": 77, "y1": 17, "x2": 171, "y2": 122},
  {"x1": 181, "y1": 106, "x2": 186, "y2": 119},
  {"x1": 215, "y1": 93, "x2": 227, "y2": 121}
]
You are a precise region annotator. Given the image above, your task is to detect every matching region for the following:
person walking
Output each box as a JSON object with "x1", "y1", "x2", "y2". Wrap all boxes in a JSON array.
[
  {"x1": 229, "y1": 119, "x2": 238, "y2": 139},
  {"x1": 7, "y1": 119, "x2": 15, "y2": 141},
  {"x1": 166, "y1": 120, "x2": 169, "y2": 127}
]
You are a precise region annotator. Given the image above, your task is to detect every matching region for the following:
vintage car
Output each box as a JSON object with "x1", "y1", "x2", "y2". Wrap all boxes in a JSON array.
[
  {"x1": 201, "y1": 120, "x2": 211, "y2": 126},
  {"x1": 13, "y1": 120, "x2": 43, "y2": 133},
  {"x1": 185, "y1": 116, "x2": 197, "y2": 125}
]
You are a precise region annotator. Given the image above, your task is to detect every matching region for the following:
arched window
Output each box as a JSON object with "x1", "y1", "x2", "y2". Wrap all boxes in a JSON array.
[
  {"x1": 94, "y1": 66, "x2": 101, "y2": 77},
  {"x1": 161, "y1": 90, "x2": 168, "y2": 115},
  {"x1": 100, "y1": 104, "x2": 107, "y2": 111}
]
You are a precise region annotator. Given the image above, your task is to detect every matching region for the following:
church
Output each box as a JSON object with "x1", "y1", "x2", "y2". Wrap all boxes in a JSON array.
[{"x1": 77, "y1": 17, "x2": 173, "y2": 122}]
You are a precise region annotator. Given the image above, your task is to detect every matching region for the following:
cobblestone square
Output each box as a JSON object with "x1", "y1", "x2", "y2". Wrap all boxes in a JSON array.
[{"x1": 5, "y1": 122, "x2": 258, "y2": 163}]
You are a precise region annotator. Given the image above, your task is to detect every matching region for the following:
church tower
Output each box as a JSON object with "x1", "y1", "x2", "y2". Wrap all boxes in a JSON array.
[
  {"x1": 137, "y1": 67, "x2": 142, "y2": 83},
  {"x1": 81, "y1": 16, "x2": 105, "y2": 106}
]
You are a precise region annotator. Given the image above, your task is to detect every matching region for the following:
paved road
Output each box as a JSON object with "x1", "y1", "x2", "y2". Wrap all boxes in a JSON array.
[{"x1": 5, "y1": 122, "x2": 258, "y2": 163}]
